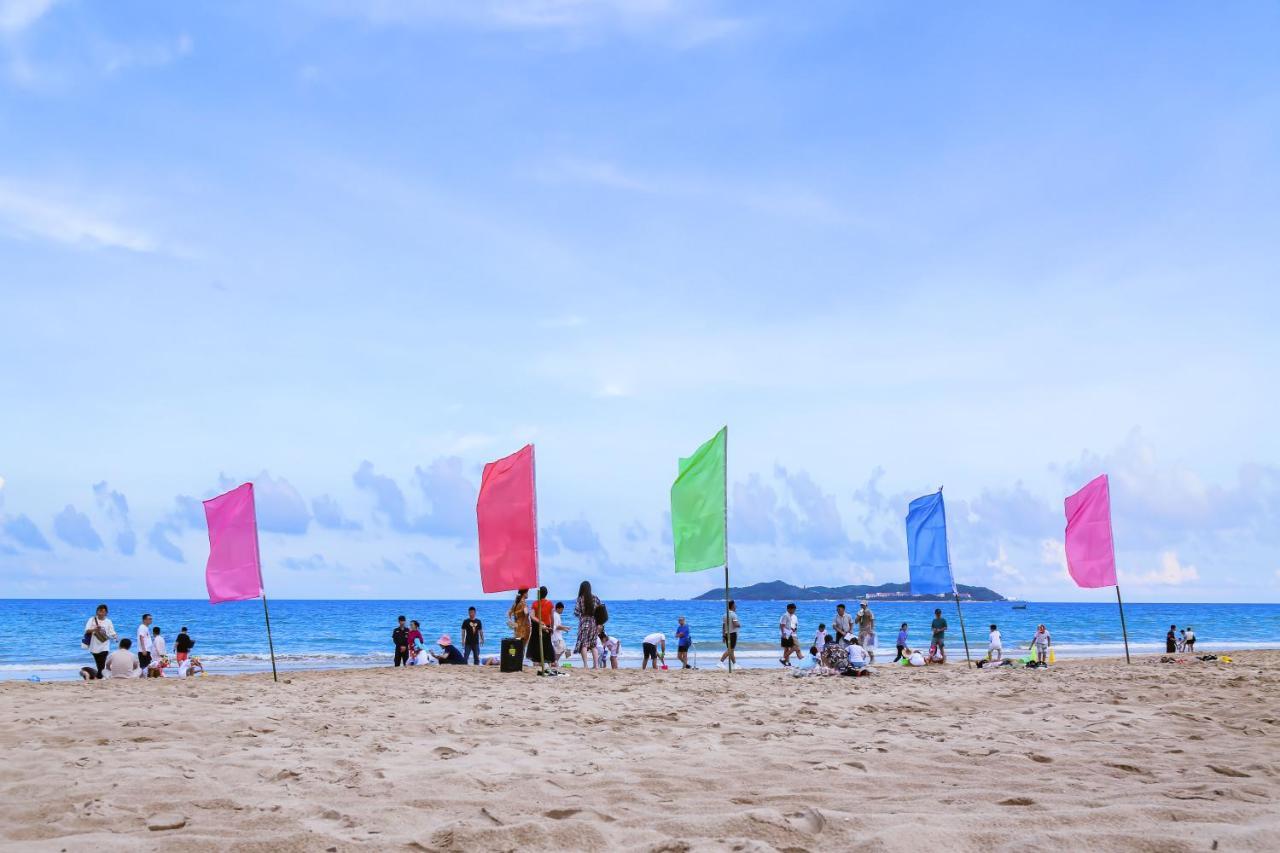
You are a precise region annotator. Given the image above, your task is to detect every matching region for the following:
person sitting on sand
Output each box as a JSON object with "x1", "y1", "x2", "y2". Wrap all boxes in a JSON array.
[
  {"x1": 105, "y1": 638, "x2": 141, "y2": 679},
  {"x1": 1029, "y1": 625, "x2": 1052, "y2": 665},
  {"x1": 846, "y1": 637, "x2": 870, "y2": 671},
  {"x1": 927, "y1": 643, "x2": 945, "y2": 664},
  {"x1": 431, "y1": 635, "x2": 467, "y2": 665},
  {"x1": 820, "y1": 640, "x2": 849, "y2": 673},
  {"x1": 907, "y1": 648, "x2": 926, "y2": 667},
  {"x1": 988, "y1": 624, "x2": 1003, "y2": 661},
  {"x1": 177, "y1": 656, "x2": 205, "y2": 677}
]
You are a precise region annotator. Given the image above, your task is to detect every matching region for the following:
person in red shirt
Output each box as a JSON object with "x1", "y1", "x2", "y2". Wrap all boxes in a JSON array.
[
  {"x1": 528, "y1": 586, "x2": 556, "y2": 673},
  {"x1": 406, "y1": 620, "x2": 424, "y2": 665}
]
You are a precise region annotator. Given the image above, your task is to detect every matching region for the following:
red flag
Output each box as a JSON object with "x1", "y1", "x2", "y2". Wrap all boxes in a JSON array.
[
  {"x1": 203, "y1": 483, "x2": 264, "y2": 604},
  {"x1": 476, "y1": 445, "x2": 539, "y2": 593}
]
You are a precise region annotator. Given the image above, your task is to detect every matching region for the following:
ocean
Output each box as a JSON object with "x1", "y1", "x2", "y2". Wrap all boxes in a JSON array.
[{"x1": 3, "y1": 598, "x2": 1277, "y2": 681}]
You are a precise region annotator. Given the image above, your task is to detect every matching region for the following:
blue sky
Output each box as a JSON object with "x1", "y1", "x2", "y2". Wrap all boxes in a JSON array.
[{"x1": 2, "y1": 0, "x2": 1278, "y2": 601}]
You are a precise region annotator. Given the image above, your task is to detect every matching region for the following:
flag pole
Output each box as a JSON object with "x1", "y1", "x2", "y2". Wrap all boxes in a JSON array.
[
  {"x1": 940, "y1": 487, "x2": 972, "y2": 668},
  {"x1": 1115, "y1": 584, "x2": 1131, "y2": 664},
  {"x1": 723, "y1": 425, "x2": 732, "y2": 674},
  {"x1": 251, "y1": 505, "x2": 279, "y2": 683}
]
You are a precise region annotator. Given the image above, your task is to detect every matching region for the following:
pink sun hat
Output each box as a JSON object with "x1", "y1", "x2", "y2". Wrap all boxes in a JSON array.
[{"x1": 437, "y1": 634, "x2": 453, "y2": 647}]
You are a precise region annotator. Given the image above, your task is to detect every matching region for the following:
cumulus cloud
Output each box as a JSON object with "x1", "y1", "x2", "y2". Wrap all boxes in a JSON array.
[
  {"x1": 622, "y1": 520, "x2": 648, "y2": 543},
  {"x1": 311, "y1": 494, "x2": 362, "y2": 530},
  {"x1": 774, "y1": 465, "x2": 849, "y2": 559},
  {"x1": 93, "y1": 481, "x2": 136, "y2": 555},
  {"x1": 0, "y1": 0, "x2": 58, "y2": 35},
  {"x1": 545, "y1": 519, "x2": 605, "y2": 555},
  {"x1": 52, "y1": 504, "x2": 103, "y2": 550},
  {"x1": 217, "y1": 472, "x2": 311, "y2": 535},
  {"x1": 1136, "y1": 550, "x2": 1200, "y2": 586},
  {"x1": 0, "y1": 180, "x2": 160, "y2": 252},
  {"x1": 4, "y1": 513, "x2": 51, "y2": 550},
  {"x1": 281, "y1": 554, "x2": 331, "y2": 572},
  {"x1": 148, "y1": 520, "x2": 185, "y2": 563},
  {"x1": 353, "y1": 458, "x2": 475, "y2": 540}
]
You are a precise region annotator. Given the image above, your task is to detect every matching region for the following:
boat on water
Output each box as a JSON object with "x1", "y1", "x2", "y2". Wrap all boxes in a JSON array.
[{"x1": 1010, "y1": 601, "x2": 1028, "y2": 610}]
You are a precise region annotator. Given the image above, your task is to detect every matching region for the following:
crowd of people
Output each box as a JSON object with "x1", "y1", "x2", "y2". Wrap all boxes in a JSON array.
[{"x1": 79, "y1": 604, "x2": 203, "y2": 680}]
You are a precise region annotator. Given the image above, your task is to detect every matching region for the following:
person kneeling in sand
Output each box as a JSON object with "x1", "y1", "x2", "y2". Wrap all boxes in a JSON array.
[
  {"x1": 907, "y1": 648, "x2": 927, "y2": 667},
  {"x1": 177, "y1": 656, "x2": 205, "y2": 677},
  {"x1": 845, "y1": 637, "x2": 870, "y2": 672},
  {"x1": 431, "y1": 635, "x2": 467, "y2": 665}
]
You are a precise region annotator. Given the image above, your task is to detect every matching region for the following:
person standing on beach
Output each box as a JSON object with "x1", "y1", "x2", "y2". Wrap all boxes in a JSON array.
[
  {"x1": 552, "y1": 602, "x2": 569, "y2": 662},
  {"x1": 135, "y1": 613, "x2": 154, "y2": 673},
  {"x1": 675, "y1": 616, "x2": 692, "y2": 669},
  {"x1": 574, "y1": 581, "x2": 602, "y2": 669},
  {"x1": 1030, "y1": 624, "x2": 1052, "y2": 665},
  {"x1": 461, "y1": 607, "x2": 484, "y2": 665},
  {"x1": 855, "y1": 602, "x2": 876, "y2": 662},
  {"x1": 833, "y1": 604, "x2": 854, "y2": 642},
  {"x1": 930, "y1": 609, "x2": 948, "y2": 663},
  {"x1": 508, "y1": 589, "x2": 531, "y2": 658},
  {"x1": 720, "y1": 600, "x2": 740, "y2": 668},
  {"x1": 392, "y1": 616, "x2": 410, "y2": 667},
  {"x1": 988, "y1": 624, "x2": 1003, "y2": 661},
  {"x1": 175, "y1": 626, "x2": 194, "y2": 663},
  {"x1": 529, "y1": 586, "x2": 555, "y2": 670},
  {"x1": 83, "y1": 604, "x2": 117, "y2": 678},
  {"x1": 1166, "y1": 624, "x2": 1177, "y2": 654},
  {"x1": 1185, "y1": 626, "x2": 1196, "y2": 652},
  {"x1": 894, "y1": 623, "x2": 909, "y2": 662},
  {"x1": 779, "y1": 603, "x2": 803, "y2": 666}
]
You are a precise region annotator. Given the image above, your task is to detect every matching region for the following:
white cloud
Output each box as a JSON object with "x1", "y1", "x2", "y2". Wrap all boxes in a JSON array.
[
  {"x1": 99, "y1": 33, "x2": 193, "y2": 74},
  {"x1": 987, "y1": 543, "x2": 1023, "y2": 581},
  {"x1": 316, "y1": 0, "x2": 746, "y2": 47},
  {"x1": 0, "y1": 181, "x2": 158, "y2": 252},
  {"x1": 0, "y1": 0, "x2": 56, "y2": 35},
  {"x1": 1039, "y1": 538, "x2": 1070, "y2": 582},
  {"x1": 1136, "y1": 550, "x2": 1200, "y2": 586}
]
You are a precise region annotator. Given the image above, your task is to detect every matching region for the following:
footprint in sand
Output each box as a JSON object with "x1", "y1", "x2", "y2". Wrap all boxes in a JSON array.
[
  {"x1": 433, "y1": 746, "x2": 463, "y2": 760},
  {"x1": 1208, "y1": 765, "x2": 1250, "y2": 778},
  {"x1": 998, "y1": 797, "x2": 1035, "y2": 806}
]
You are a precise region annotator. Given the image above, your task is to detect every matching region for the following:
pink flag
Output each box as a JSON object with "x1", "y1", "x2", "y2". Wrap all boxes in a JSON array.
[
  {"x1": 1064, "y1": 474, "x2": 1118, "y2": 589},
  {"x1": 204, "y1": 483, "x2": 264, "y2": 605},
  {"x1": 476, "y1": 445, "x2": 538, "y2": 594}
]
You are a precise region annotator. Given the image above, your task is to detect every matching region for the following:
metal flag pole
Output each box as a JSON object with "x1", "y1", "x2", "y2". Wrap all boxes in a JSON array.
[
  {"x1": 940, "y1": 487, "x2": 973, "y2": 668},
  {"x1": 251, "y1": 513, "x2": 279, "y2": 683},
  {"x1": 1115, "y1": 584, "x2": 1132, "y2": 664},
  {"x1": 723, "y1": 425, "x2": 732, "y2": 674}
]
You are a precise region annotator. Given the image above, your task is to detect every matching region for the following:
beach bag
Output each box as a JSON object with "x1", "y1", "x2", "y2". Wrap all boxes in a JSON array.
[{"x1": 500, "y1": 638, "x2": 524, "y2": 673}]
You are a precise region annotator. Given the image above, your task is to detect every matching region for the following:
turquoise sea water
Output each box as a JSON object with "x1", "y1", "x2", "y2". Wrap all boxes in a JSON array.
[{"x1": 2, "y1": 598, "x2": 1277, "y2": 681}]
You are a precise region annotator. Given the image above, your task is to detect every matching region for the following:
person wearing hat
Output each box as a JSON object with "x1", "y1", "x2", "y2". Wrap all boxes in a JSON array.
[
  {"x1": 430, "y1": 634, "x2": 466, "y2": 665},
  {"x1": 855, "y1": 602, "x2": 876, "y2": 661}
]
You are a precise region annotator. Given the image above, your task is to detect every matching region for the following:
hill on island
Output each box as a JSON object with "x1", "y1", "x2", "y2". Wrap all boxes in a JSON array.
[{"x1": 691, "y1": 580, "x2": 1006, "y2": 602}]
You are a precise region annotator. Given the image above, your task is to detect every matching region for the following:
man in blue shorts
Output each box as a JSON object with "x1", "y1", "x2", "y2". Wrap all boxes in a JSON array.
[{"x1": 675, "y1": 616, "x2": 692, "y2": 669}]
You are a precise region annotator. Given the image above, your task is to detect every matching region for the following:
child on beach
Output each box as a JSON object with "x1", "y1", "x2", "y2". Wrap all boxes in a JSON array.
[
  {"x1": 895, "y1": 623, "x2": 909, "y2": 662},
  {"x1": 779, "y1": 603, "x2": 803, "y2": 666},
  {"x1": 812, "y1": 623, "x2": 829, "y2": 658},
  {"x1": 988, "y1": 624, "x2": 1002, "y2": 661},
  {"x1": 599, "y1": 631, "x2": 620, "y2": 669},
  {"x1": 1029, "y1": 624, "x2": 1052, "y2": 665}
]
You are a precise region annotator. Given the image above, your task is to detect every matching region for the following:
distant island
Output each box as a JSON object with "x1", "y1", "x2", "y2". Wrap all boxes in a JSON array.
[{"x1": 692, "y1": 580, "x2": 1007, "y2": 602}]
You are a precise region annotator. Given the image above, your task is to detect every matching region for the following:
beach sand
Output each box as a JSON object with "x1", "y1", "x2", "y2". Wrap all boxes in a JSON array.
[{"x1": 1, "y1": 651, "x2": 1277, "y2": 852}]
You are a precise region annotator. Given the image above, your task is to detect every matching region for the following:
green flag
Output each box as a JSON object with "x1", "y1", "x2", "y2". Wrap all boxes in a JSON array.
[{"x1": 671, "y1": 426, "x2": 727, "y2": 572}]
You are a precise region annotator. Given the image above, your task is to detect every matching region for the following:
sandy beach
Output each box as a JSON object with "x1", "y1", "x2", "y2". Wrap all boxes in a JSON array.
[{"x1": 1, "y1": 652, "x2": 1277, "y2": 852}]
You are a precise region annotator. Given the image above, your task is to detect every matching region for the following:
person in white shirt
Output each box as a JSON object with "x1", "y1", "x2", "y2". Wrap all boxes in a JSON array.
[
  {"x1": 551, "y1": 602, "x2": 568, "y2": 662},
  {"x1": 105, "y1": 638, "x2": 142, "y2": 678},
  {"x1": 83, "y1": 604, "x2": 118, "y2": 678},
  {"x1": 148, "y1": 626, "x2": 168, "y2": 677},
  {"x1": 908, "y1": 648, "x2": 926, "y2": 667},
  {"x1": 846, "y1": 638, "x2": 870, "y2": 670},
  {"x1": 779, "y1": 603, "x2": 803, "y2": 666},
  {"x1": 135, "y1": 614, "x2": 154, "y2": 672},
  {"x1": 988, "y1": 624, "x2": 1003, "y2": 661},
  {"x1": 812, "y1": 624, "x2": 829, "y2": 657},
  {"x1": 720, "y1": 600, "x2": 741, "y2": 668},
  {"x1": 642, "y1": 632, "x2": 666, "y2": 670}
]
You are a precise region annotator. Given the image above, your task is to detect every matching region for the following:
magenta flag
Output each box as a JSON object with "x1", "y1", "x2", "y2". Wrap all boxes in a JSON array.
[
  {"x1": 1064, "y1": 474, "x2": 1118, "y2": 589},
  {"x1": 204, "y1": 483, "x2": 264, "y2": 605},
  {"x1": 476, "y1": 444, "x2": 538, "y2": 594}
]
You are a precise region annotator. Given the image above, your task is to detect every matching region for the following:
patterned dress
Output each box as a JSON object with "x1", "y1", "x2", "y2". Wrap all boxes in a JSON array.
[{"x1": 573, "y1": 595, "x2": 601, "y2": 656}]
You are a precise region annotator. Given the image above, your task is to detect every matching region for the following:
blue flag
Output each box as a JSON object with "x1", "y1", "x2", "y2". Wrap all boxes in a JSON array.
[{"x1": 906, "y1": 491, "x2": 954, "y2": 596}]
